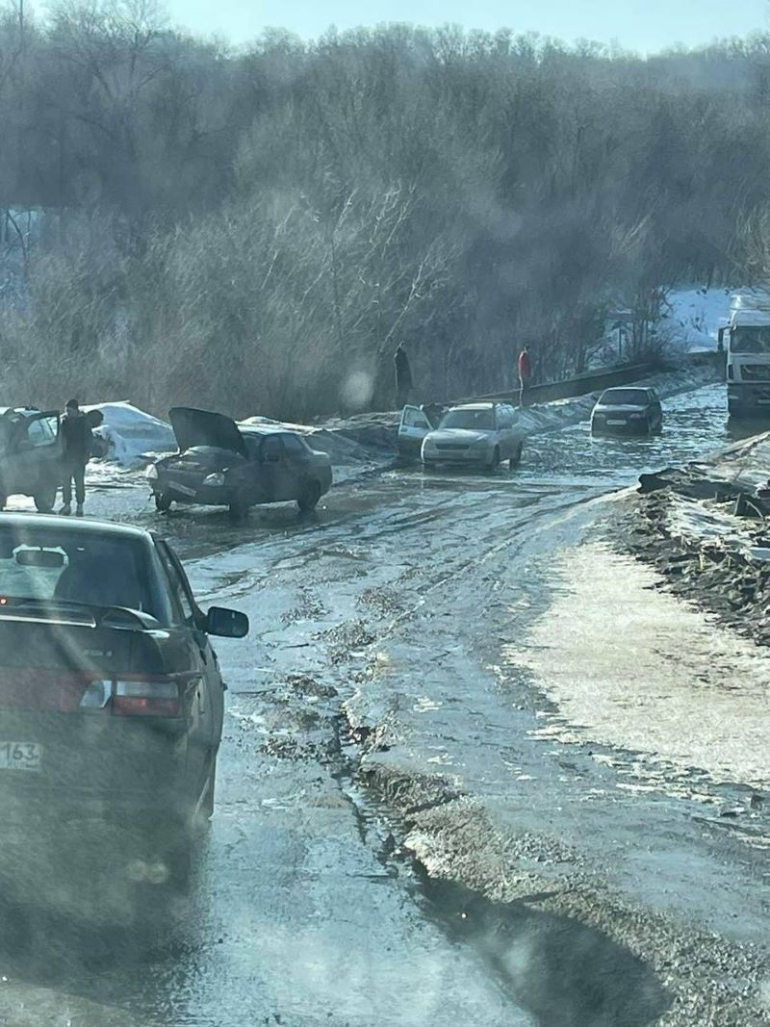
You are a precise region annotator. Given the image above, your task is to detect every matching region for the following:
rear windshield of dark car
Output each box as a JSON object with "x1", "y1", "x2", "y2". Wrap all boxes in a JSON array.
[
  {"x1": 598, "y1": 389, "x2": 649, "y2": 406},
  {"x1": 0, "y1": 526, "x2": 158, "y2": 616}
]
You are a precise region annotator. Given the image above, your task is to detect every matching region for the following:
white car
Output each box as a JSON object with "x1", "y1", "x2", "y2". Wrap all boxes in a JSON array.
[{"x1": 421, "y1": 402, "x2": 524, "y2": 470}]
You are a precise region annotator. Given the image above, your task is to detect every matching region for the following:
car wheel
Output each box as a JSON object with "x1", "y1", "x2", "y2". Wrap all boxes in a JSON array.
[
  {"x1": 154, "y1": 492, "x2": 172, "y2": 512},
  {"x1": 228, "y1": 498, "x2": 248, "y2": 522},
  {"x1": 488, "y1": 447, "x2": 500, "y2": 472},
  {"x1": 34, "y1": 484, "x2": 57, "y2": 513},
  {"x1": 509, "y1": 442, "x2": 523, "y2": 469},
  {"x1": 297, "y1": 480, "x2": 322, "y2": 513}
]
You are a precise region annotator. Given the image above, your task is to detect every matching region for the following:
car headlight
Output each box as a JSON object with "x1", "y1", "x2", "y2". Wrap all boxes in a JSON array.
[
  {"x1": 203, "y1": 472, "x2": 226, "y2": 487},
  {"x1": 146, "y1": 464, "x2": 158, "y2": 480}
]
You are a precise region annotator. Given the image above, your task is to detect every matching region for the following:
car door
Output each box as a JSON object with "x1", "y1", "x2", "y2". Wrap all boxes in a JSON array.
[
  {"x1": 279, "y1": 433, "x2": 316, "y2": 500},
  {"x1": 495, "y1": 405, "x2": 512, "y2": 458},
  {"x1": 252, "y1": 434, "x2": 286, "y2": 503},
  {"x1": 0, "y1": 413, "x2": 59, "y2": 495},
  {"x1": 155, "y1": 540, "x2": 222, "y2": 790},
  {"x1": 398, "y1": 406, "x2": 432, "y2": 457},
  {"x1": 648, "y1": 390, "x2": 662, "y2": 429},
  {"x1": 25, "y1": 413, "x2": 62, "y2": 490}
]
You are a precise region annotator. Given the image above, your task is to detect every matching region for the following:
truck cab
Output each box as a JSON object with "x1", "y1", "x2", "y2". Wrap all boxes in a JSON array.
[{"x1": 722, "y1": 309, "x2": 770, "y2": 418}]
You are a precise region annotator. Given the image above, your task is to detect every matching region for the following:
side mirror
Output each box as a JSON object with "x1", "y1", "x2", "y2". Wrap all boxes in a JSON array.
[{"x1": 205, "y1": 606, "x2": 249, "y2": 638}]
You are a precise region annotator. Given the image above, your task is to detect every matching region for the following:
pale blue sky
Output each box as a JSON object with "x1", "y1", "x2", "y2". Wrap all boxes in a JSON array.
[{"x1": 166, "y1": 0, "x2": 768, "y2": 52}]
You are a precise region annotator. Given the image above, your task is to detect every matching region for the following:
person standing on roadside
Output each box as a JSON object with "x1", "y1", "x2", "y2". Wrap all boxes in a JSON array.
[
  {"x1": 517, "y1": 346, "x2": 532, "y2": 407},
  {"x1": 59, "y1": 399, "x2": 93, "y2": 517},
  {"x1": 394, "y1": 342, "x2": 413, "y2": 408}
]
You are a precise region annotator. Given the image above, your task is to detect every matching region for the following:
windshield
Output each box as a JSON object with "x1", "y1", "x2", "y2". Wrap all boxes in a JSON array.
[
  {"x1": 438, "y1": 409, "x2": 495, "y2": 430},
  {"x1": 599, "y1": 389, "x2": 648, "y2": 406},
  {"x1": 0, "y1": 525, "x2": 153, "y2": 613},
  {"x1": 730, "y1": 326, "x2": 770, "y2": 354},
  {"x1": 2, "y1": 2, "x2": 767, "y2": 1021}
]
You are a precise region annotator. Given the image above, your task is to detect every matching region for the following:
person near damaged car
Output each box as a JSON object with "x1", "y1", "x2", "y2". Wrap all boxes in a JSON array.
[{"x1": 59, "y1": 399, "x2": 94, "y2": 517}]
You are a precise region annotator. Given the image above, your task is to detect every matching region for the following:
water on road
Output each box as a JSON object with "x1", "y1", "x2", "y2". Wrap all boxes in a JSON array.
[{"x1": 1, "y1": 379, "x2": 767, "y2": 1027}]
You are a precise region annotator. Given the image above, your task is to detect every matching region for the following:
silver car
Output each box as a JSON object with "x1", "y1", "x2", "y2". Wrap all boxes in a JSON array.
[{"x1": 421, "y1": 402, "x2": 524, "y2": 470}]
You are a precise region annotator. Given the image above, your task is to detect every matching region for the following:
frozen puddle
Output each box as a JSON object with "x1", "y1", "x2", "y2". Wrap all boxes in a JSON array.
[{"x1": 506, "y1": 542, "x2": 770, "y2": 791}]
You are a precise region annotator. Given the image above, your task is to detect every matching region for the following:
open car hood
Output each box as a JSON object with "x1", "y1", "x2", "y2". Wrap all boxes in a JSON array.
[{"x1": 169, "y1": 407, "x2": 247, "y2": 458}]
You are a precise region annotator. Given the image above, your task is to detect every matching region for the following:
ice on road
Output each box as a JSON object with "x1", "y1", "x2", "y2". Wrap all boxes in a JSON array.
[{"x1": 508, "y1": 542, "x2": 770, "y2": 793}]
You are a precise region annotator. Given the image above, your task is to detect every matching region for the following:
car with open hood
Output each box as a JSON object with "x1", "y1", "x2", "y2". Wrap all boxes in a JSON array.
[
  {"x1": 148, "y1": 407, "x2": 333, "y2": 519},
  {"x1": 0, "y1": 513, "x2": 248, "y2": 915},
  {"x1": 590, "y1": 387, "x2": 663, "y2": 436},
  {"x1": 420, "y1": 402, "x2": 524, "y2": 470}
]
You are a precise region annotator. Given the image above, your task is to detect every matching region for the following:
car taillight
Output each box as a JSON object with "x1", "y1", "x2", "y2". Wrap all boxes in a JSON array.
[
  {"x1": 112, "y1": 679, "x2": 181, "y2": 718},
  {"x1": 106, "y1": 678, "x2": 181, "y2": 718}
]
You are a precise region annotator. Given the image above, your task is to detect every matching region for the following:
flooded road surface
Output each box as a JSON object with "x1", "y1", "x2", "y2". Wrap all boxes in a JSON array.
[{"x1": 3, "y1": 380, "x2": 769, "y2": 1026}]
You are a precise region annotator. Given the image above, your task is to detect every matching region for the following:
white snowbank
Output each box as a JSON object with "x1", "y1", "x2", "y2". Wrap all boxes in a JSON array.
[
  {"x1": 660, "y1": 285, "x2": 770, "y2": 353},
  {"x1": 660, "y1": 287, "x2": 733, "y2": 352},
  {"x1": 83, "y1": 401, "x2": 176, "y2": 467}
]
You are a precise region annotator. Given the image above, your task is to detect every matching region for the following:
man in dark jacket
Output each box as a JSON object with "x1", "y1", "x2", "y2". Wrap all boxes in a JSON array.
[
  {"x1": 394, "y1": 343, "x2": 413, "y2": 408},
  {"x1": 517, "y1": 346, "x2": 532, "y2": 407},
  {"x1": 59, "y1": 399, "x2": 93, "y2": 516}
]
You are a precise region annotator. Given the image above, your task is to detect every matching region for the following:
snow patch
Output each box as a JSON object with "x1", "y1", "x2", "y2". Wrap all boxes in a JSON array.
[{"x1": 83, "y1": 401, "x2": 176, "y2": 467}]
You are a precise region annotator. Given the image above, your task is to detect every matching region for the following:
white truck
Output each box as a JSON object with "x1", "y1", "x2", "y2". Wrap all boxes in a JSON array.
[{"x1": 720, "y1": 306, "x2": 770, "y2": 418}]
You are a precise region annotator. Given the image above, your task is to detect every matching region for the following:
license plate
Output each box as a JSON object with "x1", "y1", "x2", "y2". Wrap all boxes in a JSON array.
[
  {"x1": 0, "y1": 742, "x2": 42, "y2": 772},
  {"x1": 170, "y1": 482, "x2": 197, "y2": 497},
  {"x1": 606, "y1": 419, "x2": 627, "y2": 426}
]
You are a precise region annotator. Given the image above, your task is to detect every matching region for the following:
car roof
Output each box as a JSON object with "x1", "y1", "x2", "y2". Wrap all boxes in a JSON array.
[
  {"x1": 0, "y1": 512, "x2": 155, "y2": 543},
  {"x1": 731, "y1": 309, "x2": 770, "y2": 328},
  {"x1": 238, "y1": 425, "x2": 290, "y2": 438},
  {"x1": 601, "y1": 387, "x2": 648, "y2": 397},
  {"x1": 448, "y1": 403, "x2": 497, "y2": 411},
  {"x1": 0, "y1": 407, "x2": 45, "y2": 418}
]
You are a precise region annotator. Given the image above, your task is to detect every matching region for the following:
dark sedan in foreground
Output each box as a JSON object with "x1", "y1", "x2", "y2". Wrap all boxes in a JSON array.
[
  {"x1": 590, "y1": 387, "x2": 663, "y2": 436},
  {"x1": 149, "y1": 407, "x2": 333, "y2": 519},
  {"x1": 0, "y1": 514, "x2": 248, "y2": 916}
]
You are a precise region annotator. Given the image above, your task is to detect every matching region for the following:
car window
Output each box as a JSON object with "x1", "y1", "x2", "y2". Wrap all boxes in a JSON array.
[
  {"x1": 497, "y1": 407, "x2": 512, "y2": 429},
  {"x1": 402, "y1": 407, "x2": 430, "y2": 429},
  {"x1": 26, "y1": 417, "x2": 57, "y2": 447},
  {"x1": 156, "y1": 541, "x2": 196, "y2": 623},
  {"x1": 261, "y1": 435, "x2": 282, "y2": 462},
  {"x1": 0, "y1": 525, "x2": 154, "y2": 613},
  {"x1": 439, "y1": 409, "x2": 495, "y2": 430},
  {"x1": 281, "y1": 433, "x2": 307, "y2": 455},
  {"x1": 599, "y1": 389, "x2": 648, "y2": 405},
  {"x1": 243, "y1": 435, "x2": 262, "y2": 459}
]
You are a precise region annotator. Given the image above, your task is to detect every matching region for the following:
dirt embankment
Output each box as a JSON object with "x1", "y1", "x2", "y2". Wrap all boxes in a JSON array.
[{"x1": 618, "y1": 439, "x2": 770, "y2": 646}]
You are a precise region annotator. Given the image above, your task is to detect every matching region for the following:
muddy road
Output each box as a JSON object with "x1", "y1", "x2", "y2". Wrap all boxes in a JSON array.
[{"x1": 2, "y1": 381, "x2": 768, "y2": 1026}]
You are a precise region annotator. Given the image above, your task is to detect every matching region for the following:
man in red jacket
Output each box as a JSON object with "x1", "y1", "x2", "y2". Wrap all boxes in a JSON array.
[{"x1": 517, "y1": 346, "x2": 532, "y2": 407}]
